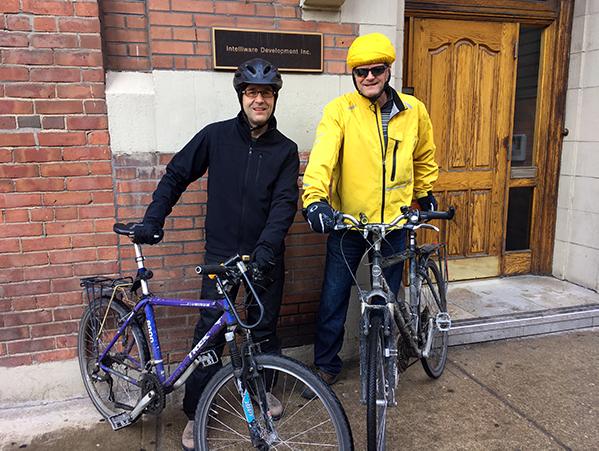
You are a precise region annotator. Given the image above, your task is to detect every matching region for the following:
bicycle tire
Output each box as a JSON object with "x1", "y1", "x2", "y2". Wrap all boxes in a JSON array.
[
  {"x1": 194, "y1": 353, "x2": 353, "y2": 450},
  {"x1": 78, "y1": 297, "x2": 150, "y2": 419},
  {"x1": 366, "y1": 313, "x2": 387, "y2": 451},
  {"x1": 418, "y1": 259, "x2": 449, "y2": 378}
]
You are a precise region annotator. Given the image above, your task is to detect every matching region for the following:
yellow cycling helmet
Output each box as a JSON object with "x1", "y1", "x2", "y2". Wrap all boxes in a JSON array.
[{"x1": 346, "y1": 33, "x2": 396, "y2": 69}]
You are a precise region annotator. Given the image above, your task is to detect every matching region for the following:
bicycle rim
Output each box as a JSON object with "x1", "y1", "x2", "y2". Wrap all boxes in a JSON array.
[
  {"x1": 77, "y1": 298, "x2": 148, "y2": 419},
  {"x1": 194, "y1": 354, "x2": 353, "y2": 450},
  {"x1": 419, "y1": 259, "x2": 448, "y2": 378},
  {"x1": 366, "y1": 314, "x2": 387, "y2": 451}
]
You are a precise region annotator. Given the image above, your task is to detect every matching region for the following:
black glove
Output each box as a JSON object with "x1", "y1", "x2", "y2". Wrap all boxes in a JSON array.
[
  {"x1": 303, "y1": 201, "x2": 336, "y2": 234},
  {"x1": 417, "y1": 191, "x2": 438, "y2": 212},
  {"x1": 131, "y1": 222, "x2": 164, "y2": 245},
  {"x1": 251, "y1": 243, "x2": 276, "y2": 273}
]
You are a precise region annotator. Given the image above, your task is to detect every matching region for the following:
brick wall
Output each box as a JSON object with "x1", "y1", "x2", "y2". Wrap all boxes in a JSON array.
[
  {"x1": 101, "y1": 0, "x2": 357, "y2": 73},
  {"x1": 1, "y1": 0, "x2": 357, "y2": 367},
  {"x1": 0, "y1": 0, "x2": 114, "y2": 366}
]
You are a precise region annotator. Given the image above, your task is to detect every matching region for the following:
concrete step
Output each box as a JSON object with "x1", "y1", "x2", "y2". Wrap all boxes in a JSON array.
[{"x1": 449, "y1": 303, "x2": 599, "y2": 345}]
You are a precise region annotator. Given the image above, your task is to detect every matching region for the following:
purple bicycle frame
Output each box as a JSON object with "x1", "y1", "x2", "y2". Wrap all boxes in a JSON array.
[{"x1": 98, "y1": 295, "x2": 237, "y2": 390}]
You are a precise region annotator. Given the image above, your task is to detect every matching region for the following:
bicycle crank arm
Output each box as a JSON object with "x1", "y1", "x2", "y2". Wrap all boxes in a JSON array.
[{"x1": 107, "y1": 390, "x2": 155, "y2": 430}]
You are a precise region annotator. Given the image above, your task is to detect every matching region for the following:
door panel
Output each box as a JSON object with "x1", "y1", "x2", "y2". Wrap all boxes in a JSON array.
[{"x1": 410, "y1": 19, "x2": 518, "y2": 279}]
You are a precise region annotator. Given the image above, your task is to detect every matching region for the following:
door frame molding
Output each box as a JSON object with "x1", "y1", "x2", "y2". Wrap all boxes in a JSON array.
[{"x1": 404, "y1": 0, "x2": 574, "y2": 275}]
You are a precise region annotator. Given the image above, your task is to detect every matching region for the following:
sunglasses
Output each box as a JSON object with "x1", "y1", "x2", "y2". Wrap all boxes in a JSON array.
[{"x1": 353, "y1": 65, "x2": 388, "y2": 78}]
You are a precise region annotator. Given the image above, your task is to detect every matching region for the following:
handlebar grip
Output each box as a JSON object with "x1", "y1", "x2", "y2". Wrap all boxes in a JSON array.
[
  {"x1": 195, "y1": 264, "x2": 228, "y2": 275},
  {"x1": 420, "y1": 206, "x2": 455, "y2": 221}
]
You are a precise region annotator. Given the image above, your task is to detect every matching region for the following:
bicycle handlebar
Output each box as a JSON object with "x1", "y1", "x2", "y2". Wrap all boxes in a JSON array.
[{"x1": 336, "y1": 206, "x2": 455, "y2": 232}]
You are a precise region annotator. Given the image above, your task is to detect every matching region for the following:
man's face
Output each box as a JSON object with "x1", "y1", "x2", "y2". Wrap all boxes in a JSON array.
[
  {"x1": 353, "y1": 63, "x2": 389, "y2": 99},
  {"x1": 241, "y1": 84, "x2": 275, "y2": 128}
]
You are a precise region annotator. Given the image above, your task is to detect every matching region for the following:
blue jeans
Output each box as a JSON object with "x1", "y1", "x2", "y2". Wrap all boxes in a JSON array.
[{"x1": 314, "y1": 229, "x2": 406, "y2": 376}]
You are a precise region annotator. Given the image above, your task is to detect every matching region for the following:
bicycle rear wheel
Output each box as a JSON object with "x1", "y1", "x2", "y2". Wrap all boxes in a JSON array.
[
  {"x1": 194, "y1": 353, "x2": 353, "y2": 450},
  {"x1": 418, "y1": 259, "x2": 449, "y2": 378},
  {"x1": 366, "y1": 313, "x2": 387, "y2": 451},
  {"x1": 78, "y1": 297, "x2": 149, "y2": 419}
]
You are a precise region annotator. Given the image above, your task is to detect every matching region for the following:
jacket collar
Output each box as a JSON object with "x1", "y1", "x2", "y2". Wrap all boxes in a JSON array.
[
  {"x1": 236, "y1": 111, "x2": 277, "y2": 141},
  {"x1": 354, "y1": 86, "x2": 407, "y2": 115}
]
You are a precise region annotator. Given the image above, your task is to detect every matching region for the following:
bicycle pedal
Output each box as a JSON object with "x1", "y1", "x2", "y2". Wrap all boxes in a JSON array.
[
  {"x1": 107, "y1": 411, "x2": 132, "y2": 430},
  {"x1": 436, "y1": 312, "x2": 452, "y2": 332}
]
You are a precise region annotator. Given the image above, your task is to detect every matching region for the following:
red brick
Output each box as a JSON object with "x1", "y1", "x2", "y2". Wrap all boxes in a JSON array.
[
  {"x1": 38, "y1": 131, "x2": 86, "y2": 146},
  {"x1": 30, "y1": 207, "x2": 54, "y2": 221},
  {"x1": 21, "y1": 235, "x2": 71, "y2": 252},
  {"x1": 72, "y1": 233, "x2": 116, "y2": 248},
  {"x1": 0, "y1": 326, "x2": 29, "y2": 341},
  {"x1": 215, "y1": 1, "x2": 255, "y2": 15},
  {"x1": 23, "y1": 265, "x2": 73, "y2": 282},
  {"x1": 0, "y1": 0, "x2": 20, "y2": 13},
  {"x1": 184, "y1": 56, "x2": 211, "y2": 70},
  {"x1": 55, "y1": 51, "x2": 103, "y2": 67},
  {"x1": 151, "y1": 11, "x2": 194, "y2": 26},
  {"x1": 325, "y1": 48, "x2": 348, "y2": 61},
  {"x1": 33, "y1": 17, "x2": 57, "y2": 32},
  {"x1": 54, "y1": 207, "x2": 78, "y2": 220},
  {"x1": 0, "y1": 238, "x2": 21, "y2": 253},
  {"x1": 43, "y1": 191, "x2": 93, "y2": 206},
  {"x1": 45, "y1": 221, "x2": 93, "y2": 236},
  {"x1": 274, "y1": 5, "x2": 298, "y2": 18},
  {"x1": 278, "y1": 20, "x2": 319, "y2": 32},
  {"x1": 79, "y1": 205, "x2": 115, "y2": 219},
  {"x1": 35, "y1": 100, "x2": 84, "y2": 114},
  {"x1": 66, "y1": 175, "x2": 112, "y2": 191},
  {"x1": 22, "y1": 0, "x2": 74, "y2": 16},
  {"x1": 80, "y1": 35, "x2": 102, "y2": 50},
  {"x1": 325, "y1": 60, "x2": 348, "y2": 74},
  {"x1": 74, "y1": 2, "x2": 99, "y2": 17},
  {"x1": 91, "y1": 190, "x2": 115, "y2": 203},
  {"x1": 0, "y1": 354, "x2": 34, "y2": 366},
  {"x1": 153, "y1": 40, "x2": 194, "y2": 55},
  {"x1": 42, "y1": 116, "x2": 65, "y2": 129},
  {"x1": 56, "y1": 84, "x2": 93, "y2": 99},
  {"x1": 84, "y1": 100, "x2": 107, "y2": 114},
  {"x1": 0, "y1": 99, "x2": 33, "y2": 114},
  {"x1": 6, "y1": 15, "x2": 32, "y2": 31},
  {"x1": 0, "y1": 268, "x2": 24, "y2": 284},
  {"x1": 126, "y1": 16, "x2": 147, "y2": 28},
  {"x1": 63, "y1": 145, "x2": 110, "y2": 160},
  {"x1": 0, "y1": 192, "x2": 42, "y2": 209},
  {"x1": 1, "y1": 251, "x2": 50, "y2": 268},
  {"x1": 172, "y1": 28, "x2": 197, "y2": 41},
  {"x1": 31, "y1": 33, "x2": 78, "y2": 49},
  {"x1": 256, "y1": 4, "x2": 275, "y2": 16},
  {"x1": 104, "y1": 28, "x2": 148, "y2": 42},
  {"x1": 102, "y1": 0, "x2": 145, "y2": 14},
  {"x1": 5, "y1": 83, "x2": 55, "y2": 99},
  {"x1": 152, "y1": 55, "x2": 174, "y2": 68},
  {"x1": 0, "y1": 30, "x2": 28, "y2": 47},
  {"x1": 15, "y1": 177, "x2": 64, "y2": 192},
  {"x1": 35, "y1": 348, "x2": 78, "y2": 364},
  {"x1": 40, "y1": 162, "x2": 89, "y2": 177},
  {"x1": 0, "y1": 222, "x2": 43, "y2": 238},
  {"x1": 75, "y1": 260, "x2": 117, "y2": 276},
  {"x1": 195, "y1": 28, "x2": 210, "y2": 41},
  {"x1": 31, "y1": 68, "x2": 81, "y2": 82},
  {"x1": 150, "y1": 26, "x2": 172, "y2": 40},
  {"x1": 66, "y1": 115, "x2": 107, "y2": 130},
  {"x1": 0, "y1": 66, "x2": 29, "y2": 81},
  {"x1": 82, "y1": 68, "x2": 105, "y2": 82},
  {"x1": 0, "y1": 132, "x2": 35, "y2": 146},
  {"x1": 31, "y1": 320, "x2": 78, "y2": 337},
  {"x1": 14, "y1": 147, "x2": 60, "y2": 162},
  {"x1": 7, "y1": 337, "x2": 56, "y2": 354},
  {"x1": 171, "y1": 0, "x2": 213, "y2": 13},
  {"x1": 0, "y1": 117, "x2": 16, "y2": 129},
  {"x1": 52, "y1": 306, "x2": 85, "y2": 323},
  {"x1": 58, "y1": 17, "x2": 100, "y2": 33}
]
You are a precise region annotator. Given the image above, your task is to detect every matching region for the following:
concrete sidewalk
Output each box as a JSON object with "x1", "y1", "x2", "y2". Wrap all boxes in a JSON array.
[{"x1": 2, "y1": 327, "x2": 597, "y2": 450}]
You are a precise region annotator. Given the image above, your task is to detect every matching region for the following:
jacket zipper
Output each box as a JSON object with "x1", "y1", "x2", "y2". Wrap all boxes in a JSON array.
[
  {"x1": 390, "y1": 140, "x2": 399, "y2": 181},
  {"x1": 238, "y1": 144, "x2": 253, "y2": 250},
  {"x1": 374, "y1": 106, "x2": 386, "y2": 223},
  {"x1": 255, "y1": 153, "x2": 263, "y2": 183}
]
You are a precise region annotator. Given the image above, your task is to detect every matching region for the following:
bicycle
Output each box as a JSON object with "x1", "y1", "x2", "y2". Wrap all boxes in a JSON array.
[
  {"x1": 77, "y1": 222, "x2": 353, "y2": 450},
  {"x1": 335, "y1": 206, "x2": 455, "y2": 451}
]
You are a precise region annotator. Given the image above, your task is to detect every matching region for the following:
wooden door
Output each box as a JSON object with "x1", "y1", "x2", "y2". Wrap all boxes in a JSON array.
[{"x1": 409, "y1": 19, "x2": 518, "y2": 280}]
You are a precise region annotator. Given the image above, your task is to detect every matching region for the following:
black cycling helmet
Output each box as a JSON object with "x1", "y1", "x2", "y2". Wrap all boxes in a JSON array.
[{"x1": 233, "y1": 58, "x2": 283, "y2": 95}]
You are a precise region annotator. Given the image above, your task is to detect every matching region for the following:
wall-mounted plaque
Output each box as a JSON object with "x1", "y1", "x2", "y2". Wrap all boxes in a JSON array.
[{"x1": 213, "y1": 28, "x2": 323, "y2": 73}]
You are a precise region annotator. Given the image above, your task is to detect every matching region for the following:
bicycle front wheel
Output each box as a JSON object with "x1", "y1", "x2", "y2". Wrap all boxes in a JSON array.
[
  {"x1": 366, "y1": 313, "x2": 387, "y2": 451},
  {"x1": 194, "y1": 353, "x2": 353, "y2": 450},
  {"x1": 418, "y1": 259, "x2": 449, "y2": 378},
  {"x1": 77, "y1": 297, "x2": 149, "y2": 419}
]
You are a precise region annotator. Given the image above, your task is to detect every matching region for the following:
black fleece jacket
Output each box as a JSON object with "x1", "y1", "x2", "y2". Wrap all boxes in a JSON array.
[{"x1": 143, "y1": 112, "x2": 299, "y2": 257}]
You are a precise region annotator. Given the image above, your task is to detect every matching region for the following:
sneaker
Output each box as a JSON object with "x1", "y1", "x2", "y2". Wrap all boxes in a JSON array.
[
  {"x1": 266, "y1": 392, "x2": 283, "y2": 419},
  {"x1": 301, "y1": 369, "x2": 339, "y2": 399},
  {"x1": 181, "y1": 420, "x2": 194, "y2": 451}
]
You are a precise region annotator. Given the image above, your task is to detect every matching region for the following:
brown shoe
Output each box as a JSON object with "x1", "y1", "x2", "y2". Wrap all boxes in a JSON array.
[{"x1": 301, "y1": 369, "x2": 339, "y2": 399}]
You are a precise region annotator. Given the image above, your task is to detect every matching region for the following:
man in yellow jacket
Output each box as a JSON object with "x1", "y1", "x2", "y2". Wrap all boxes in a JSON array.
[{"x1": 302, "y1": 32, "x2": 439, "y2": 386}]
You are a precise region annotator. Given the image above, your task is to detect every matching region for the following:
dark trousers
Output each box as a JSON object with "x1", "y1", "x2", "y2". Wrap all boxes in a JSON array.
[
  {"x1": 182, "y1": 253, "x2": 284, "y2": 419},
  {"x1": 314, "y1": 229, "x2": 406, "y2": 376}
]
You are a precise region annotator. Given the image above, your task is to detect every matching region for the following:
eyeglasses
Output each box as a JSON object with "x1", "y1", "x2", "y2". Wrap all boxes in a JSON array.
[
  {"x1": 353, "y1": 65, "x2": 388, "y2": 78},
  {"x1": 242, "y1": 88, "x2": 275, "y2": 99}
]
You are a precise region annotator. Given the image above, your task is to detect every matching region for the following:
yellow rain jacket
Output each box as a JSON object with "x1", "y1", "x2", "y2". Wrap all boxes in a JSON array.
[{"x1": 302, "y1": 88, "x2": 438, "y2": 224}]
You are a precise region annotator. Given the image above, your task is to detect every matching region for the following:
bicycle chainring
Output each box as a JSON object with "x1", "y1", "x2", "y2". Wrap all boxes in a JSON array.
[{"x1": 140, "y1": 373, "x2": 165, "y2": 415}]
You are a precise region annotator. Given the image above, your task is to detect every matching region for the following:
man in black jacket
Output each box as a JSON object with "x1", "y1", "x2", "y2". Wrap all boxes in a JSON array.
[{"x1": 133, "y1": 58, "x2": 299, "y2": 451}]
